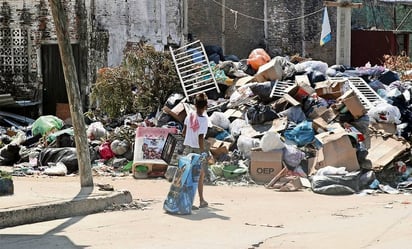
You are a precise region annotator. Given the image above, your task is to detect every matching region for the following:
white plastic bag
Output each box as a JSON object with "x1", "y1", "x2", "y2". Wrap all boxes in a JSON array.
[
  {"x1": 237, "y1": 135, "x2": 260, "y2": 158},
  {"x1": 260, "y1": 131, "x2": 285, "y2": 152},
  {"x1": 87, "y1": 122, "x2": 107, "y2": 140},
  {"x1": 210, "y1": 112, "x2": 231, "y2": 130},
  {"x1": 367, "y1": 102, "x2": 401, "y2": 124},
  {"x1": 229, "y1": 119, "x2": 248, "y2": 137}
]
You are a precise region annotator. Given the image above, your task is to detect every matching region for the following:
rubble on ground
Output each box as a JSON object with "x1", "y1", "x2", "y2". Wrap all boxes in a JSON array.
[{"x1": 1, "y1": 49, "x2": 412, "y2": 196}]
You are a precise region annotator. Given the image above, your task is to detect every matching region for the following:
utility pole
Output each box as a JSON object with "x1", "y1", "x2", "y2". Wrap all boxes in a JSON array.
[
  {"x1": 48, "y1": 0, "x2": 93, "y2": 187},
  {"x1": 324, "y1": 1, "x2": 363, "y2": 66}
]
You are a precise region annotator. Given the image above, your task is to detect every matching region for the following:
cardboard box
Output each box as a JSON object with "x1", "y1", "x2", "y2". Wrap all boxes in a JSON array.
[
  {"x1": 272, "y1": 116, "x2": 288, "y2": 132},
  {"x1": 285, "y1": 83, "x2": 314, "y2": 102},
  {"x1": 133, "y1": 127, "x2": 177, "y2": 166},
  {"x1": 207, "y1": 138, "x2": 232, "y2": 158},
  {"x1": 224, "y1": 108, "x2": 245, "y2": 121},
  {"x1": 253, "y1": 59, "x2": 283, "y2": 82},
  {"x1": 314, "y1": 131, "x2": 360, "y2": 172},
  {"x1": 370, "y1": 122, "x2": 397, "y2": 134},
  {"x1": 308, "y1": 106, "x2": 338, "y2": 123},
  {"x1": 132, "y1": 161, "x2": 168, "y2": 178},
  {"x1": 312, "y1": 117, "x2": 329, "y2": 133},
  {"x1": 162, "y1": 102, "x2": 187, "y2": 123},
  {"x1": 315, "y1": 79, "x2": 345, "y2": 99},
  {"x1": 56, "y1": 103, "x2": 71, "y2": 121},
  {"x1": 367, "y1": 132, "x2": 410, "y2": 170},
  {"x1": 235, "y1": 75, "x2": 255, "y2": 87},
  {"x1": 250, "y1": 150, "x2": 284, "y2": 184},
  {"x1": 272, "y1": 176, "x2": 303, "y2": 191},
  {"x1": 337, "y1": 90, "x2": 367, "y2": 119},
  {"x1": 295, "y1": 75, "x2": 315, "y2": 95}
]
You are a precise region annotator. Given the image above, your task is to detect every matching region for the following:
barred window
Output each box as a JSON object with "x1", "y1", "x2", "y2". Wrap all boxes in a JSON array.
[{"x1": 0, "y1": 28, "x2": 29, "y2": 80}]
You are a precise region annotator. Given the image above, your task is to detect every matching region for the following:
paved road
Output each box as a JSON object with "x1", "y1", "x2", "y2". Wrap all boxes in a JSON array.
[{"x1": 1, "y1": 176, "x2": 412, "y2": 249}]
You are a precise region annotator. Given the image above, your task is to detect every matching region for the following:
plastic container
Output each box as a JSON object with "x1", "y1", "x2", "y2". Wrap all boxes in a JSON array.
[{"x1": 134, "y1": 165, "x2": 149, "y2": 179}]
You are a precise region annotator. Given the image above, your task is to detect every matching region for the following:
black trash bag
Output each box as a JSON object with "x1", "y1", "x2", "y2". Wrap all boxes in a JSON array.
[
  {"x1": 157, "y1": 112, "x2": 172, "y2": 127},
  {"x1": 165, "y1": 93, "x2": 185, "y2": 109},
  {"x1": 0, "y1": 144, "x2": 21, "y2": 166},
  {"x1": 246, "y1": 104, "x2": 278, "y2": 125},
  {"x1": 38, "y1": 147, "x2": 79, "y2": 174},
  {"x1": 249, "y1": 81, "x2": 276, "y2": 104},
  {"x1": 205, "y1": 45, "x2": 225, "y2": 63},
  {"x1": 310, "y1": 70, "x2": 327, "y2": 84},
  {"x1": 311, "y1": 171, "x2": 361, "y2": 195}
]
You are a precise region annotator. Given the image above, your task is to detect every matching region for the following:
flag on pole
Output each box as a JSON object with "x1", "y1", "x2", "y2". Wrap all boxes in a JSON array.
[{"x1": 320, "y1": 7, "x2": 331, "y2": 46}]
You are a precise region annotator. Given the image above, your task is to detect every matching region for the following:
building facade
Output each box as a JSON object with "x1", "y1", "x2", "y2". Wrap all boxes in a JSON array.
[{"x1": 3, "y1": 0, "x2": 406, "y2": 118}]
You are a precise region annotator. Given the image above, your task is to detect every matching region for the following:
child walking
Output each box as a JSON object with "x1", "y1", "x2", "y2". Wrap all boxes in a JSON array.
[{"x1": 182, "y1": 92, "x2": 209, "y2": 208}]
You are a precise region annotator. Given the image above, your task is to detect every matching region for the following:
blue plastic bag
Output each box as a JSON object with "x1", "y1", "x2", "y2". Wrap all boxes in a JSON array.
[
  {"x1": 163, "y1": 153, "x2": 202, "y2": 214},
  {"x1": 283, "y1": 120, "x2": 314, "y2": 147}
]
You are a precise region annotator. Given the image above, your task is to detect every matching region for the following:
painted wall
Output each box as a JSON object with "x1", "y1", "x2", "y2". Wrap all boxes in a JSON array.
[
  {"x1": 90, "y1": 0, "x2": 184, "y2": 67},
  {"x1": 0, "y1": 0, "x2": 184, "y2": 113}
]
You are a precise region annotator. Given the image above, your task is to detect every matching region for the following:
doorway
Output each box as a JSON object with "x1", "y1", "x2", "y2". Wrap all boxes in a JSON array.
[{"x1": 41, "y1": 44, "x2": 80, "y2": 116}]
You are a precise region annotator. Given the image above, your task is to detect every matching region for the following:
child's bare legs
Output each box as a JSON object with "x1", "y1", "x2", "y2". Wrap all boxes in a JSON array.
[{"x1": 198, "y1": 168, "x2": 208, "y2": 207}]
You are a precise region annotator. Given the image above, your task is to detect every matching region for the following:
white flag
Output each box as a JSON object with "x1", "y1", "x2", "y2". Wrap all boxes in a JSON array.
[{"x1": 320, "y1": 7, "x2": 331, "y2": 46}]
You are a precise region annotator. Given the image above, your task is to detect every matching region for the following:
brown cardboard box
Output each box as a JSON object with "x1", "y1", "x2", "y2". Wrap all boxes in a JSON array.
[
  {"x1": 163, "y1": 102, "x2": 187, "y2": 123},
  {"x1": 272, "y1": 116, "x2": 288, "y2": 132},
  {"x1": 235, "y1": 75, "x2": 255, "y2": 86},
  {"x1": 253, "y1": 60, "x2": 283, "y2": 82},
  {"x1": 338, "y1": 90, "x2": 367, "y2": 119},
  {"x1": 207, "y1": 138, "x2": 232, "y2": 158},
  {"x1": 308, "y1": 106, "x2": 338, "y2": 123},
  {"x1": 367, "y1": 132, "x2": 410, "y2": 170},
  {"x1": 312, "y1": 117, "x2": 329, "y2": 133},
  {"x1": 56, "y1": 103, "x2": 71, "y2": 121},
  {"x1": 285, "y1": 84, "x2": 308, "y2": 102},
  {"x1": 250, "y1": 150, "x2": 284, "y2": 184},
  {"x1": 272, "y1": 176, "x2": 303, "y2": 191},
  {"x1": 315, "y1": 79, "x2": 345, "y2": 99},
  {"x1": 314, "y1": 131, "x2": 360, "y2": 172},
  {"x1": 224, "y1": 108, "x2": 245, "y2": 121},
  {"x1": 295, "y1": 75, "x2": 315, "y2": 95},
  {"x1": 370, "y1": 122, "x2": 397, "y2": 134}
]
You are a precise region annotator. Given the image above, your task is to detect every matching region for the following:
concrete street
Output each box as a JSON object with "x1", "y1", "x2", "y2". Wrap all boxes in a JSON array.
[{"x1": 1, "y1": 176, "x2": 412, "y2": 249}]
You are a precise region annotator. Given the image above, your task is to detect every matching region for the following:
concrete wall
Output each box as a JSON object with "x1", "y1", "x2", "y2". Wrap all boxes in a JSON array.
[
  {"x1": 265, "y1": 0, "x2": 336, "y2": 65},
  {"x1": 188, "y1": 0, "x2": 337, "y2": 65},
  {"x1": 1, "y1": 0, "x2": 184, "y2": 109},
  {"x1": 0, "y1": 0, "x2": 72, "y2": 100},
  {"x1": 188, "y1": 0, "x2": 264, "y2": 59},
  {"x1": 90, "y1": 0, "x2": 184, "y2": 67}
]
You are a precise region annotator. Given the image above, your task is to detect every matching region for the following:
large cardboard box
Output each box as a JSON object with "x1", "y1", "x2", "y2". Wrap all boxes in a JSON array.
[
  {"x1": 250, "y1": 150, "x2": 283, "y2": 184},
  {"x1": 207, "y1": 138, "x2": 232, "y2": 159},
  {"x1": 366, "y1": 132, "x2": 410, "y2": 170},
  {"x1": 315, "y1": 79, "x2": 345, "y2": 99},
  {"x1": 253, "y1": 60, "x2": 283, "y2": 82},
  {"x1": 337, "y1": 90, "x2": 367, "y2": 119},
  {"x1": 314, "y1": 131, "x2": 360, "y2": 172}
]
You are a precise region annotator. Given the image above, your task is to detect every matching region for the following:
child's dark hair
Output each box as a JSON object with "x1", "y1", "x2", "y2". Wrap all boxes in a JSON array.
[{"x1": 194, "y1": 93, "x2": 208, "y2": 109}]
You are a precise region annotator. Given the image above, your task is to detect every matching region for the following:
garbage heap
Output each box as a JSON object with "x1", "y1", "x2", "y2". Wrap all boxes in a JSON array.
[{"x1": 1, "y1": 50, "x2": 412, "y2": 196}]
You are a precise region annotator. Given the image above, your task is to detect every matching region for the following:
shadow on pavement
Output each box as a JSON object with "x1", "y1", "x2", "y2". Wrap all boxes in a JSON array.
[
  {"x1": 164, "y1": 205, "x2": 231, "y2": 221},
  {"x1": 0, "y1": 186, "x2": 95, "y2": 249}
]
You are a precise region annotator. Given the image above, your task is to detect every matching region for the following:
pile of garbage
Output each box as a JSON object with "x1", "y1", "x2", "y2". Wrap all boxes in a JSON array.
[{"x1": 1, "y1": 48, "x2": 412, "y2": 196}]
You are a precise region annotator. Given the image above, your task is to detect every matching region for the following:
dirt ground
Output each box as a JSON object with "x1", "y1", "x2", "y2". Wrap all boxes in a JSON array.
[{"x1": 1, "y1": 175, "x2": 412, "y2": 249}]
